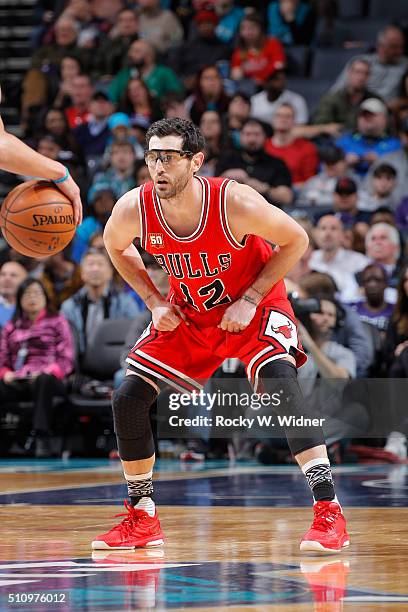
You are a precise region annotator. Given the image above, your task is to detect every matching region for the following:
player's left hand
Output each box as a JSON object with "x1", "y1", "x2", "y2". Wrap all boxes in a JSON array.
[{"x1": 218, "y1": 298, "x2": 256, "y2": 333}]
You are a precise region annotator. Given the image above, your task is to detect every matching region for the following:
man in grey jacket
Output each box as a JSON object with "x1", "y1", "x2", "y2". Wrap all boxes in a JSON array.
[{"x1": 61, "y1": 248, "x2": 142, "y2": 357}]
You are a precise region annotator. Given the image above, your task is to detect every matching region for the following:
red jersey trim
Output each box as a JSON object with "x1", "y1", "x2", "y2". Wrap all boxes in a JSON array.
[
  {"x1": 151, "y1": 176, "x2": 209, "y2": 242},
  {"x1": 139, "y1": 184, "x2": 148, "y2": 250},
  {"x1": 219, "y1": 179, "x2": 245, "y2": 250}
]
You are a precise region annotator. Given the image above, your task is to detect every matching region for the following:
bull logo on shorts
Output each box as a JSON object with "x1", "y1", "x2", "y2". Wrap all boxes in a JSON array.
[{"x1": 270, "y1": 322, "x2": 293, "y2": 339}]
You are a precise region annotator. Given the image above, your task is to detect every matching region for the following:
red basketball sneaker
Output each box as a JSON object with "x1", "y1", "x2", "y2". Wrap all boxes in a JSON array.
[
  {"x1": 92, "y1": 501, "x2": 164, "y2": 550},
  {"x1": 300, "y1": 501, "x2": 350, "y2": 553}
]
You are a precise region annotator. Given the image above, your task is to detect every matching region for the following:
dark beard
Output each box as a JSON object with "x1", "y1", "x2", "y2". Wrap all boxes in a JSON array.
[{"x1": 156, "y1": 173, "x2": 190, "y2": 199}]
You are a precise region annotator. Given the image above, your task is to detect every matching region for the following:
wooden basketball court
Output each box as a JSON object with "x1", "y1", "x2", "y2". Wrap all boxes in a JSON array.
[{"x1": 0, "y1": 459, "x2": 407, "y2": 610}]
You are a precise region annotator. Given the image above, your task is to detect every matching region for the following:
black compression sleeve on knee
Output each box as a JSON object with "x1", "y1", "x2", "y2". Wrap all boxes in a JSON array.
[
  {"x1": 112, "y1": 376, "x2": 158, "y2": 461},
  {"x1": 259, "y1": 361, "x2": 326, "y2": 456}
]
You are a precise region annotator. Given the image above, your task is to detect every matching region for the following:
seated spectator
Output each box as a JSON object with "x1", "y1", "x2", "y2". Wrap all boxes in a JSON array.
[
  {"x1": 60, "y1": 0, "x2": 96, "y2": 49},
  {"x1": 285, "y1": 239, "x2": 313, "y2": 287},
  {"x1": 371, "y1": 207, "x2": 398, "y2": 227},
  {"x1": 21, "y1": 16, "x2": 90, "y2": 124},
  {"x1": 162, "y1": 92, "x2": 191, "y2": 121},
  {"x1": 225, "y1": 93, "x2": 251, "y2": 149},
  {"x1": 300, "y1": 146, "x2": 356, "y2": 207},
  {"x1": 349, "y1": 264, "x2": 394, "y2": 335},
  {"x1": 40, "y1": 249, "x2": 83, "y2": 310},
  {"x1": 331, "y1": 26, "x2": 408, "y2": 102},
  {"x1": 267, "y1": 0, "x2": 316, "y2": 46},
  {"x1": 169, "y1": 10, "x2": 231, "y2": 89},
  {"x1": 94, "y1": 8, "x2": 139, "y2": 77},
  {"x1": 199, "y1": 111, "x2": 226, "y2": 176},
  {"x1": 331, "y1": 177, "x2": 372, "y2": 227},
  {"x1": 366, "y1": 117, "x2": 408, "y2": 202},
  {"x1": 359, "y1": 164, "x2": 400, "y2": 212},
  {"x1": 0, "y1": 261, "x2": 28, "y2": 329},
  {"x1": 265, "y1": 103, "x2": 319, "y2": 187},
  {"x1": 389, "y1": 69, "x2": 408, "y2": 119},
  {"x1": 384, "y1": 263, "x2": 408, "y2": 368},
  {"x1": 64, "y1": 74, "x2": 93, "y2": 129},
  {"x1": 299, "y1": 271, "x2": 374, "y2": 377},
  {"x1": 336, "y1": 99, "x2": 401, "y2": 177},
  {"x1": 215, "y1": 117, "x2": 293, "y2": 205},
  {"x1": 395, "y1": 197, "x2": 408, "y2": 231},
  {"x1": 90, "y1": 140, "x2": 136, "y2": 202},
  {"x1": 105, "y1": 112, "x2": 144, "y2": 160},
  {"x1": 50, "y1": 54, "x2": 84, "y2": 110},
  {"x1": 61, "y1": 248, "x2": 142, "y2": 358},
  {"x1": 365, "y1": 223, "x2": 403, "y2": 289},
  {"x1": 382, "y1": 264, "x2": 408, "y2": 457},
  {"x1": 138, "y1": 0, "x2": 183, "y2": 54},
  {"x1": 73, "y1": 91, "x2": 114, "y2": 166},
  {"x1": 186, "y1": 65, "x2": 230, "y2": 126},
  {"x1": 35, "y1": 133, "x2": 87, "y2": 196},
  {"x1": 297, "y1": 297, "x2": 364, "y2": 444},
  {"x1": 251, "y1": 68, "x2": 308, "y2": 126},
  {"x1": 119, "y1": 77, "x2": 162, "y2": 128},
  {"x1": 108, "y1": 39, "x2": 183, "y2": 104},
  {"x1": 230, "y1": 11, "x2": 285, "y2": 87},
  {"x1": 310, "y1": 214, "x2": 369, "y2": 302},
  {"x1": 39, "y1": 108, "x2": 81, "y2": 162},
  {"x1": 71, "y1": 188, "x2": 116, "y2": 263},
  {"x1": 214, "y1": 0, "x2": 244, "y2": 44},
  {"x1": 313, "y1": 59, "x2": 380, "y2": 132},
  {"x1": 0, "y1": 278, "x2": 74, "y2": 456}
]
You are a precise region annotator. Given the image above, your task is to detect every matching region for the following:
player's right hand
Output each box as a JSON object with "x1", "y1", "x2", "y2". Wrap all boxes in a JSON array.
[
  {"x1": 152, "y1": 303, "x2": 188, "y2": 331},
  {"x1": 57, "y1": 174, "x2": 83, "y2": 226}
]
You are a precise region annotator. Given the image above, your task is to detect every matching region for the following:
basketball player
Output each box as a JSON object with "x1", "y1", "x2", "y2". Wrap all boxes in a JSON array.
[
  {"x1": 0, "y1": 87, "x2": 82, "y2": 224},
  {"x1": 94, "y1": 118, "x2": 349, "y2": 554}
]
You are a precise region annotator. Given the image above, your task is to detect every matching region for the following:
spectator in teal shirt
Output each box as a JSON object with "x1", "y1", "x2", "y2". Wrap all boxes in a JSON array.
[{"x1": 108, "y1": 39, "x2": 183, "y2": 104}]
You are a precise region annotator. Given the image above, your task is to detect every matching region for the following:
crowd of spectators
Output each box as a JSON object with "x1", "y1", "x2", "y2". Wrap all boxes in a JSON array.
[{"x1": 1, "y1": 0, "x2": 408, "y2": 461}]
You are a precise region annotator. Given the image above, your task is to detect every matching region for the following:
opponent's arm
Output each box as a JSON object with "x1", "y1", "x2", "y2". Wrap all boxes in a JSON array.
[
  {"x1": 0, "y1": 114, "x2": 82, "y2": 224},
  {"x1": 103, "y1": 189, "x2": 186, "y2": 331}
]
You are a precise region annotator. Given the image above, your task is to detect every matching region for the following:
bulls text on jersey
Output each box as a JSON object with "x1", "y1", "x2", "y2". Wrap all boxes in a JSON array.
[{"x1": 153, "y1": 252, "x2": 232, "y2": 279}]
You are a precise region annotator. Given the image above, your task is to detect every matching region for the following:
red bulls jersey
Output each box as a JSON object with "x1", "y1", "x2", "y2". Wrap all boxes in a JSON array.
[{"x1": 138, "y1": 176, "x2": 287, "y2": 326}]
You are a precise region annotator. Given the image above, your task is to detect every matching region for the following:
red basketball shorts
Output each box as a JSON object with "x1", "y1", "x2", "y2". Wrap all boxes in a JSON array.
[{"x1": 126, "y1": 297, "x2": 306, "y2": 393}]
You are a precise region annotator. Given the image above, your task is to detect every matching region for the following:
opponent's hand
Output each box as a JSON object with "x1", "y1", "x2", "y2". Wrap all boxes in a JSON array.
[
  {"x1": 218, "y1": 298, "x2": 256, "y2": 333},
  {"x1": 57, "y1": 174, "x2": 83, "y2": 226},
  {"x1": 151, "y1": 303, "x2": 189, "y2": 331}
]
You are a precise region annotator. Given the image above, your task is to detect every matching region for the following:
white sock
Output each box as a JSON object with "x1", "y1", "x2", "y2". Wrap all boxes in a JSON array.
[{"x1": 134, "y1": 496, "x2": 156, "y2": 517}]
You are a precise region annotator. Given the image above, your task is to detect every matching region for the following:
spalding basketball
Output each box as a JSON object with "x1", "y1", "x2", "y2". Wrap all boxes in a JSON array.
[{"x1": 0, "y1": 180, "x2": 76, "y2": 258}]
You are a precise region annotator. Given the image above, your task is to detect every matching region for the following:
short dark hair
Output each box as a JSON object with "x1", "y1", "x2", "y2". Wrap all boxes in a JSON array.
[
  {"x1": 13, "y1": 278, "x2": 55, "y2": 322},
  {"x1": 361, "y1": 263, "x2": 388, "y2": 282},
  {"x1": 82, "y1": 247, "x2": 112, "y2": 265},
  {"x1": 145, "y1": 118, "x2": 206, "y2": 154},
  {"x1": 110, "y1": 139, "x2": 135, "y2": 154},
  {"x1": 373, "y1": 163, "x2": 397, "y2": 179},
  {"x1": 241, "y1": 117, "x2": 268, "y2": 133}
]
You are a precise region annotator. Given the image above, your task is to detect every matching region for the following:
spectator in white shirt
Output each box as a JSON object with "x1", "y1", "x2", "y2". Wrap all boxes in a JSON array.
[
  {"x1": 310, "y1": 214, "x2": 369, "y2": 302},
  {"x1": 250, "y1": 68, "x2": 308, "y2": 125}
]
